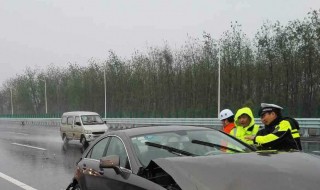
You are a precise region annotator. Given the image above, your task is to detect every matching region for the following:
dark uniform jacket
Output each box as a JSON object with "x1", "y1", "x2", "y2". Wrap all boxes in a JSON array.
[{"x1": 254, "y1": 117, "x2": 302, "y2": 151}]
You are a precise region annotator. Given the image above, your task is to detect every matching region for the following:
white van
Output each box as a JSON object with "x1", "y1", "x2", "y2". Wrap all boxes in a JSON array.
[{"x1": 60, "y1": 111, "x2": 109, "y2": 147}]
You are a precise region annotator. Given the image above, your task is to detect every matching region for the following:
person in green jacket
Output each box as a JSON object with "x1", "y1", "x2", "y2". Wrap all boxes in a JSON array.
[{"x1": 230, "y1": 107, "x2": 260, "y2": 145}]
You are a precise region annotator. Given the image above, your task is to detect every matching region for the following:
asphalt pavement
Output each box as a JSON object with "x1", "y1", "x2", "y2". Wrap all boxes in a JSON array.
[{"x1": 0, "y1": 123, "x2": 83, "y2": 190}]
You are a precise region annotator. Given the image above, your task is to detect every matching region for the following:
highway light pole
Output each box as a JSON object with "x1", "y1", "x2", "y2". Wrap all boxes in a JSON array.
[
  {"x1": 217, "y1": 43, "x2": 221, "y2": 117},
  {"x1": 45, "y1": 79, "x2": 47, "y2": 114},
  {"x1": 104, "y1": 68, "x2": 106, "y2": 119},
  {"x1": 10, "y1": 88, "x2": 13, "y2": 115},
  {"x1": 40, "y1": 79, "x2": 47, "y2": 114}
]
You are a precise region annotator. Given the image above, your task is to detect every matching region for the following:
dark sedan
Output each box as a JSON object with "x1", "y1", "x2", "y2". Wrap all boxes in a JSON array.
[{"x1": 66, "y1": 125, "x2": 320, "y2": 190}]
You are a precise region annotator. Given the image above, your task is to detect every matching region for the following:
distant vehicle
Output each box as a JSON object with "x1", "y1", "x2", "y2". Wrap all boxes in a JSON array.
[{"x1": 60, "y1": 111, "x2": 109, "y2": 147}]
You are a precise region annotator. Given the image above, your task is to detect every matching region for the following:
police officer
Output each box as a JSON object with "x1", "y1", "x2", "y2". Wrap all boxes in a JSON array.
[
  {"x1": 245, "y1": 103, "x2": 302, "y2": 150},
  {"x1": 219, "y1": 109, "x2": 235, "y2": 134}
]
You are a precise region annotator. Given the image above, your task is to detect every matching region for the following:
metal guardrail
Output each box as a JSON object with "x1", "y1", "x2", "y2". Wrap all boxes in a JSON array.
[
  {"x1": 0, "y1": 118, "x2": 319, "y2": 137},
  {"x1": 0, "y1": 118, "x2": 60, "y2": 127}
]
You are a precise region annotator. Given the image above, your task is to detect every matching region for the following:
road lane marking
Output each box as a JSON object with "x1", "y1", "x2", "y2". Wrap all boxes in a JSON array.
[
  {"x1": 0, "y1": 171, "x2": 37, "y2": 190},
  {"x1": 11, "y1": 143, "x2": 46, "y2": 151},
  {"x1": 8, "y1": 132, "x2": 30, "y2": 136}
]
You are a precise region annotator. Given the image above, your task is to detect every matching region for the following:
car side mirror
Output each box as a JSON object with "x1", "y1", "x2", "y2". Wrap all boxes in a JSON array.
[
  {"x1": 75, "y1": 121, "x2": 81, "y2": 126},
  {"x1": 100, "y1": 155, "x2": 121, "y2": 174}
]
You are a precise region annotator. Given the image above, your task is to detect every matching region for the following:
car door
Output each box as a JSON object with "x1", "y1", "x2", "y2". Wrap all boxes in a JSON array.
[
  {"x1": 79, "y1": 137, "x2": 110, "y2": 189},
  {"x1": 81, "y1": 136, "x2": 160, "y2": 190},
  {"x1": 80, "y1": 136, "x2": 127, "y2": 190},
  {"x1": 100, "y1": 136, "x2": 165, "y2": 190}
]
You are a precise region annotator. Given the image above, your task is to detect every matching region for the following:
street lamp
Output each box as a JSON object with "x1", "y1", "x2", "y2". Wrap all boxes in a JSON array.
[
  {"x1": 10, "y1": 87, "x2": 13, "y2": 115},
  {"x1": 104, "y1": 68, "x2": 106, "y2": 119},
  {"x1": 40, "y1": 79, "x2": 47, "y2": 114},
  {"x1": 217, "y1": 43, "x2": 221, "y2": 117}
]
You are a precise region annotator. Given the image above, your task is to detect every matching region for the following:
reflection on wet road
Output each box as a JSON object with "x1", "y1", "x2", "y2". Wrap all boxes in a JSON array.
[{"x1": 0, "y1": 123, "x2": 83, "y2": 190}]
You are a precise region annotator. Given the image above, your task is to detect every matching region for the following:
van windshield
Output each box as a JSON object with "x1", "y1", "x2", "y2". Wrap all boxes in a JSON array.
[{"x1": 81, "y1": 115, "x2": 104, "y2": 125}]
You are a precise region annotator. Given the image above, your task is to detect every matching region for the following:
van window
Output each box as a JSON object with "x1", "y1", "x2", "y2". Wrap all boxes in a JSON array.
[
  {"x1": 61, "y1": 116, "x2": 67, "y2": 124},
  {"x1": 67, "y1": 117, "x2": 73, "y2": 125},
  {"x1": 75, "y1": 116, "x2": 80, "y2": 124},
  {"x1": 81, "y1": 115, "x2": 104, "y2": 125}
]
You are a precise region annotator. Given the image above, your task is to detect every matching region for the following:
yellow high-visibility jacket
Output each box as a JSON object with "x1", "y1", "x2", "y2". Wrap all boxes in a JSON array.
[{"x1": 230, "y1": 107, "x2": 260, "y2": 145}]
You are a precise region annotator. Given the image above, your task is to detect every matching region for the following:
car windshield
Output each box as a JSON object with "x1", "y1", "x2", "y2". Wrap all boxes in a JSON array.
[
  {"x1": 131, "y1": 129, "x2": 252, "y2": 167},
  {"x1": 81, "y1": 115, "x2": 104, "y2": 125}
]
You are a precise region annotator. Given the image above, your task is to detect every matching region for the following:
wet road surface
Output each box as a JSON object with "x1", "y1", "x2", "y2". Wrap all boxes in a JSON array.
[{"x1": 0, "y1": 123, "x2": 83, "y2": 190}]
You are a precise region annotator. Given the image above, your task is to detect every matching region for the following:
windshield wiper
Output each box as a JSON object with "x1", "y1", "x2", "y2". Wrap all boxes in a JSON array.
[
  {"x1": 145, "y1": 142, "x2": 196, "y2": 156},
  {"x1": 191, "y1": 140, "x2": 244, "y2": 153}
]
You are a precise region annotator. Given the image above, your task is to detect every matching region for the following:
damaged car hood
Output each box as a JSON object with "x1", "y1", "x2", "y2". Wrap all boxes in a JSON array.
[{"x1": 148, "y1": 152, "x2": 320, "y2": 190}]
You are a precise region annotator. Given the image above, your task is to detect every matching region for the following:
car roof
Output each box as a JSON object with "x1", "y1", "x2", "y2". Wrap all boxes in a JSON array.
[
  {"x1": 62, "y1": 111, "x2": 100, "y2": 116},
  {"x1": 111, "y1": 125, "x2": 214, "y2": 137}
]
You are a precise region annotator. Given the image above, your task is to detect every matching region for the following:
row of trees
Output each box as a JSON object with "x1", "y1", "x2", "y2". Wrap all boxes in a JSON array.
[{"x1": 1, "y1": 10, "x2": 320, "y2": 118}]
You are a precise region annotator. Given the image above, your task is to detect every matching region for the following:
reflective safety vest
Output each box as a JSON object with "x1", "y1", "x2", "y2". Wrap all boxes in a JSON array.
[
  {"x1": 282, "y1": 117, "x2": 301, "y2": 150},
  {"x1": 230, "y1": 124, "x2": 260, "y2": 145},
  {"x1": 231, "y1": 107, "x2": 260, "y2": 145},
  {"x1": 254, "y1": 118, "x2": 301, "y2": 150},
  {"x1": 223, "y1": 123, "x2": 235, "y2": 134}
]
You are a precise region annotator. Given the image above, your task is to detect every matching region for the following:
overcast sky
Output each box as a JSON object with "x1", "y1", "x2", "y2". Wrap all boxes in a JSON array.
[{"x1": 1, "y1": 0, "x2": 319, "y2": 86}]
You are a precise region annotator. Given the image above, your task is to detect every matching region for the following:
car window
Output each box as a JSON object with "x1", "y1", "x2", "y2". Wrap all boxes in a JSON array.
[
  {"x1": 67, "y1": 117, "x2": 73, "y2": 125},
  {"x1": 106, "y1": 137, "x2": 130, "y2": 170},
  {"x1": 87, "y1": 137, "x2": 109, "y2": 160}
]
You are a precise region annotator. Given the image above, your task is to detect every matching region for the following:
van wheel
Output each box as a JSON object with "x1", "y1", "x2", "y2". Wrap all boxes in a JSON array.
[
  {"x1": 80, "y1": 137, "x2": 88, "y2": 148},
  {"x1": 63, "y1": 134, "x2": 69, "y2": 143}
]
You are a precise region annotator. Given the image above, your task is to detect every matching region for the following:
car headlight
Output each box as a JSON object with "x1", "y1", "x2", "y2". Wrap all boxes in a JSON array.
[{"x1": 84, "y1": 130, "x2": 92, "y2": 134}]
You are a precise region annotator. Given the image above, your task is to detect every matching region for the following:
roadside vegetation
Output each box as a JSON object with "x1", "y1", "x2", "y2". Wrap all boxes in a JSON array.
[{"x1": 1, "y1": 10, "x2": 320, "y2": 118}]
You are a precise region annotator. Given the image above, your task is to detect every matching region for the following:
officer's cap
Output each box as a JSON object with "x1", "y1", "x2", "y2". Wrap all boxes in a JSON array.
[{"x1": 258, "y1": 103, "x2": 283, "y2": 116}]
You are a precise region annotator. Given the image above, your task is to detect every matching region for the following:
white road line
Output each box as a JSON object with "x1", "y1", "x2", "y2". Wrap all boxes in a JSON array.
[
  {"x1": 8, "y1": 132, "x2": 29, "y2": 136},
  {"x1": 11, "y1": 143, "x2": 46, "y2": 151},
  {"x1": 0, "y1": 171, "x2": 37, "y2": 190}
]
